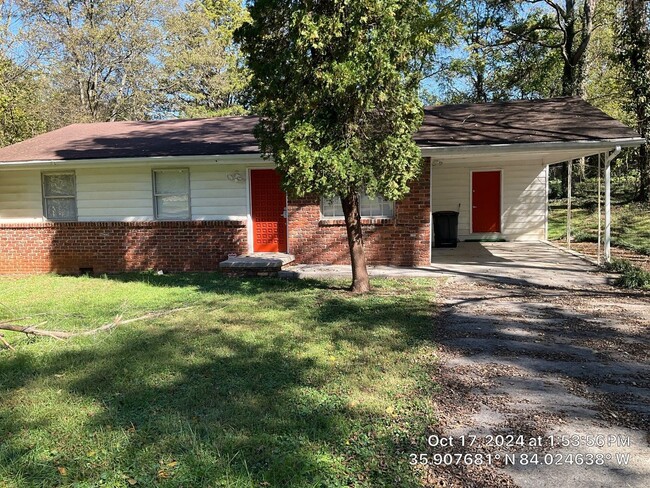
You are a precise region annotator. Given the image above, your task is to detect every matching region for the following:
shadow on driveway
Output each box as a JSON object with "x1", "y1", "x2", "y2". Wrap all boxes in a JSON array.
[{"x1": 430, "y1": 273, "x2": 650, "y2": 488}]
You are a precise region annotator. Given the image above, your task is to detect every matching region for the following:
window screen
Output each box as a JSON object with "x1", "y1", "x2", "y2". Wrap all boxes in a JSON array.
[
  {"x1": 153, "y1": 169, "x2": 190, "y2": 220},
  {"x1": 321, "y1": 197, "x2": 344, "y2": 218},
  {"x1": 42, "y1": 172, "x2": 77, "y2": 221},
  {"x1": 320, "y1": 193, "x2": 394, "y2": 218}
]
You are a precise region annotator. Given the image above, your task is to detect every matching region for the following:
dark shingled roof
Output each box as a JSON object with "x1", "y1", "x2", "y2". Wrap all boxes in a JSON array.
[
  {"x1": 0, "y1": 97, "x2": 641, "y2": 163},
  {"x1": 0, "y1": 116, "x2": 260, "y2": 163},
  {"x1": 414, "y1": 97, "x2": 640, "y2": 147}
]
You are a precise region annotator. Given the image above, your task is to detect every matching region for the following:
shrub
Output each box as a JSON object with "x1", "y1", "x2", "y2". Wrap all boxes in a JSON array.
[
  {"x1": 605, "y1": 258, "x2": 634, "y2": 273},
  {"x1": 574, "y1": 179, "x2": 599, "y2": 200},
  {"x1": 572, "y1": 231, "x2": 598, "y2": 243},
  {"x1": 605, "y1": 258, "x2": 650, "y2": 290}
]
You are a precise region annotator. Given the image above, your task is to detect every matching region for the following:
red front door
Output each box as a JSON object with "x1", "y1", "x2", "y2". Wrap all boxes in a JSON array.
[
  {"x1": 250, "y1": 169, "x2": 287, "y2": 252},
  {"x1": 472, "y1": 171, "x2": 501, "y2": 233}
]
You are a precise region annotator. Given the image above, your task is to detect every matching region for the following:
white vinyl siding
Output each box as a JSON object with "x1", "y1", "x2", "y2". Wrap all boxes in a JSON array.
[
  {"x1": 431, "y1": 159, "x2": 547, "y2": 241},
  {"x1": 0, "y1": 163, "x2": 258, "y2": 223},
  {"x1": 0, "y1": 170, "x2": 44, "y2": 222},
  {"x1": 76, "y1": 167, "x2": 154, "y2": 221},
  {"x1": 189, "y1": 166, "x2": 249, "y2": 220}
]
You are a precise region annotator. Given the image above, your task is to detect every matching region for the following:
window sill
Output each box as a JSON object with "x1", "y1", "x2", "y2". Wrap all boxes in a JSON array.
[{"x1": 319, "y1": 218, "x2": 395, "y2": 227}]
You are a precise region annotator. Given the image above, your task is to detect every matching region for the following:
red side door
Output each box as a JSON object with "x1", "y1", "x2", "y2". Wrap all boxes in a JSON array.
[
  {"x1": 250, "y1": 169, "x2": 287, "y2": 253},
  {"x1": 472, "y1": 171, "x2": 501, "y2": 233}
]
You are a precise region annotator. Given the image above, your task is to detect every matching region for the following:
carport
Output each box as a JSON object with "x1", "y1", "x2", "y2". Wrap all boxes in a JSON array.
[{"x1": 419, "y1": 98, "x2": 644, "y2": 261}]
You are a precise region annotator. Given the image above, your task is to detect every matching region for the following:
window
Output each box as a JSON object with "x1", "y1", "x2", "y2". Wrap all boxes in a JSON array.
[
  {"x1": 42, "y1": 172, "x2": 77, "y2": 221},
  {"x1": 320, "y1": 192, "x2": 394, "y2": 218},
  {"x1": 321, "y1": 197, "x2": 344, "y2": 218},
  {"x1": 153, "y1": 169, "x2": 190, "y2": 220},
  {"x1": 359, "y1": 193, "x2": 395, "y2": 218}
]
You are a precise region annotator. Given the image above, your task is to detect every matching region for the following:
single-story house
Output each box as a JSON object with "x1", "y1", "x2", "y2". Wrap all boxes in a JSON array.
[{"x1": 0, "y1": 97, "x2": 643, "y2": 274}]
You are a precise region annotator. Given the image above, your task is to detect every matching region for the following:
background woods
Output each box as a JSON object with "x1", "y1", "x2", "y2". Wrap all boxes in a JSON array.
[{"x1": 0, "y1": 0, "x2": 250, "y2": 131}]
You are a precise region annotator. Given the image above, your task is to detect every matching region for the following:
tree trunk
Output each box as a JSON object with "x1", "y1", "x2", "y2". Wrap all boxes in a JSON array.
[
  {"x1": 561, "y1": 161, "x2": 569, "y2": 197},
  {"x1": 561, "y1": 62, "x2": 577, "y2": 97},
  {"x1": 340, "y1": 192, "x2": 370, "y2": 293}
]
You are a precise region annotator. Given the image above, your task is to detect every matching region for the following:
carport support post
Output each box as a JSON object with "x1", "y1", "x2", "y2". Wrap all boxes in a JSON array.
[
  {"x1": 605, "y1": 153, "x2": 611, "y2": 263},
  {"x1": 597, "y1": 153, "x2": 602, "y2": 265},
  {"x1": 567, "y1": 160, "x2": 572, "y2": 249},
  {"x1": 604, "y1": 146, "x2": 621, "y2": 263}
]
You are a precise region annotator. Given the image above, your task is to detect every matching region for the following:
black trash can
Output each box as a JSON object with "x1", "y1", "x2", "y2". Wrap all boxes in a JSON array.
[{"x1": 432, "y1": 211, "x2": 459, "y2": 248}]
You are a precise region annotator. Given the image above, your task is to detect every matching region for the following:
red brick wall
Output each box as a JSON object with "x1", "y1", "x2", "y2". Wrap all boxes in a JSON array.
[
  {"x1": 287, "y1": 168, "x2": 431, "y2": 266},
  {"x1": 0, "y1": 221, "x2": 247, "y2": 274}
]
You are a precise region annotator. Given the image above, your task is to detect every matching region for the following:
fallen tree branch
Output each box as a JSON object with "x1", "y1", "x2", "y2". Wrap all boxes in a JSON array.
[
  {"x1": 0, "y1": 333, "x2": 15, "y2": 351},
  {"x1": 0, "y1": 314, "x2": 47, "y2": 326},
  {"x1": 0, "y1": 307, "x2": 194, "y2": 342}
]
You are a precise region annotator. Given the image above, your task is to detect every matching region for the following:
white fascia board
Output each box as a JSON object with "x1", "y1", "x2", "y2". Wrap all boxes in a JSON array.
[
  {"x1": 420, "y1": 137, "x2": 645, "y2": 159},
  {"x1": 0, "y1": 153, "x2": 269, "y2": 170}
]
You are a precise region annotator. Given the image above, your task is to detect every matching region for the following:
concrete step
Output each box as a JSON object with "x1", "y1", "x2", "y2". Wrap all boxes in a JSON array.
[{"x1": 219, "y1": 253, "x2": 295, "y2": 276}]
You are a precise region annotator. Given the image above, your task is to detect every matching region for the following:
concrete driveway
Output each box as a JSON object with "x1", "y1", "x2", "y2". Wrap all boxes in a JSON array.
[
  {"x1": 427, "y1": 242, "x2": 650, "y2": 487},
  {"x1": 284, "y1": 241, "x2": 611, "y2": 287}
]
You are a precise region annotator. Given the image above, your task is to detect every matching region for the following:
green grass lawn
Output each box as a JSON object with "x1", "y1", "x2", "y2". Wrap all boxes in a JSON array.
[
  {"x1": 0, "y1": 274, "x2": 439, "y2": 487},
  {"x1": 548, "y1": 200, "x2": 650, "y2": 254}
]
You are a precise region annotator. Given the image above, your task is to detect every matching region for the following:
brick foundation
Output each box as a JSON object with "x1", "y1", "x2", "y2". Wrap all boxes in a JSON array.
[
  {"x1": 0, "y1": 220, "x2": 247, "y2": 274},
  {"x1": 287, "y1": 169, "x2": 431, "y2": 267}
]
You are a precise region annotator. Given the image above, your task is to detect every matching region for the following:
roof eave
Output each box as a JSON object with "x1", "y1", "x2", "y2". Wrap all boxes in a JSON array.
[
  {"x1": 419, "y1": 137, "x2": 645, "y2": 157},
  {"x1": 0, "y1": 137, "x2": 644, "y2": 169},
  {"x1": 0, "y1": 152, "x2": 265, "y2": 169}
]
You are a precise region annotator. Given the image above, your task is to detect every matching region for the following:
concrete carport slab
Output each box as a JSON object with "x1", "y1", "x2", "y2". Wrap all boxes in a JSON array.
[
  {"x1": 428, "y1": 241, "x2": 612, "y2": 288},
  {"x1": 283, "y1": 241, "x2": 612, "y2": 290}
]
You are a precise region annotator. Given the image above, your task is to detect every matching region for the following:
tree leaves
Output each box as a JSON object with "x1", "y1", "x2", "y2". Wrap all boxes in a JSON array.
[
  {"x1": 160, "y1": 0, "x2": 250, "y2": 117},
  {"x1": 18, "y1": 0, "x2": 177, "y2": 123},
  {"x1": 0, "y1": 56, "x2": 47, "y2": 146},
  {"x1": 238, "y1": 0, "x2": 440, "y2": 201}
]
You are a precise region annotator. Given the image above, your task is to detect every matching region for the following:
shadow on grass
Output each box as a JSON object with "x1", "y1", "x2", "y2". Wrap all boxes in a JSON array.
[
  {"x1": 106, "y1": 271, "x2": 346, "y2": 294},
  {"x1": 0, "y1": 274, "x2": 438, "y2": 487}
]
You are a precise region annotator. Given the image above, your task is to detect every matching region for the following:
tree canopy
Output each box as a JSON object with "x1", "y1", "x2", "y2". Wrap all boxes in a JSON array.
[
  {"x1": 617, "y1": 0, "x2": 650, "y2": 202},
  {"x1": 0, "y1": 56, "x2": 46, "y2": 146},
  {"x1": 18, "y1": 0, "x2": 175, "y2": 123},
  {"x1": 160, "y1": 0, "x2": 250, "y2": 117},
  {"x1": 237, "y1": 0, "x2": 446, "y2": 292}
]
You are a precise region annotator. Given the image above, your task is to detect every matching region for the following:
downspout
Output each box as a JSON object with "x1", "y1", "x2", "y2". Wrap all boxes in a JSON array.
[{"x1": 604, "y1": 146, "x2": 622, "y2": 263}]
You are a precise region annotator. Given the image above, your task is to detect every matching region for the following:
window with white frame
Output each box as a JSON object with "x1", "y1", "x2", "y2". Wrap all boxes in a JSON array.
[
  {"x1": 42, "y1": 172, "x2": 77, "y2": 221},
  {"x1": 152, "y1": 169, "x2": 191, "y2": 220},
  {"x1": 320, "y1": 192, "x2": 394, "y2": 218}
]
